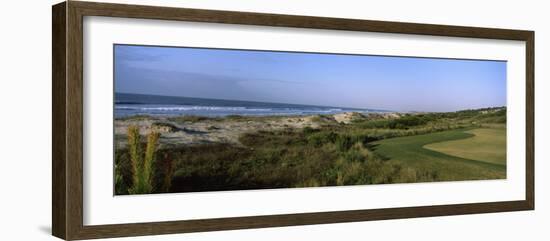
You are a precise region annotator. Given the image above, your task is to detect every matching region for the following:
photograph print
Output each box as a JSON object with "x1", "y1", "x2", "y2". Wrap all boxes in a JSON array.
[{"x1": 113, "y1": 44, "x2": 507, "y2": 195}]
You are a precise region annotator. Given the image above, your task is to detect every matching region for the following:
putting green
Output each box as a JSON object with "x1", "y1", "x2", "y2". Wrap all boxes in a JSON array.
[
  {"x1": 372, "y1": 128, "x2": 505, "y2": 181},
  {"x1": 423, "y1": 128, "x2": 506, "y2": 165}
]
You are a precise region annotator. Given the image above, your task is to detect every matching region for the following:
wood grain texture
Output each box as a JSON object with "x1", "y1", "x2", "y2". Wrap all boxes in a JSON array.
[
  {"x1": 52, "y1": 2, "x2": 67, "y2": 239},
  {"x1": 73, "y1": 201, "x2": 531, "y2": 240},
  {"x1": 66, "y1": 2, "x2": 85, "y2": 240},
  {"x1": 71, "y1": 1, "x2": 533, "y2": 40},
  {"x1": 525, "y1": 32, "x2": 535, "y2": 209},
  {"x1": 52, "y1": 1, "x2": 535, "y2": 240}
]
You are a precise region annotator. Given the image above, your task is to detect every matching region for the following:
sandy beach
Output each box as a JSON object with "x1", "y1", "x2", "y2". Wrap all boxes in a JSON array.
[{"x1": 114, "y1": 112, "x2": 402, "y2": 148}]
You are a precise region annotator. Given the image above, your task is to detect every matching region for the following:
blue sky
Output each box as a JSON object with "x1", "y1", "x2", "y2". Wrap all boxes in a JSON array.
[{"x1": 114, "y1": 44, "x2": 506, "y2": 112}]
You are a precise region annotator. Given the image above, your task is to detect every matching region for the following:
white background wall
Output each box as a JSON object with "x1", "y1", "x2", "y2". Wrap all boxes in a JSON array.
[{"x1": 0, "y1": 0, "x2": 547, "y2": 240}]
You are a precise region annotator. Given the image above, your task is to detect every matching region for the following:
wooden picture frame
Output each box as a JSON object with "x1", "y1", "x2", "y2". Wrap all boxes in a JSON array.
[{"x1": 52, "y1": 1, "x2": 534, "y2": 240}]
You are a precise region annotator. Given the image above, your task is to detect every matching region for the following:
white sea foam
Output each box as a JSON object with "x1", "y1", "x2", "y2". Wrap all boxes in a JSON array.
[{"x1": 115, "y1": 105, "x2": 273, "y2": 112}]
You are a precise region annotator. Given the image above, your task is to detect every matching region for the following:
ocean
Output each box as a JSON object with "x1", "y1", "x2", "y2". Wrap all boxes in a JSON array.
[{"x1": 115, "y1": 93, "x2": 383, "y2": 118}]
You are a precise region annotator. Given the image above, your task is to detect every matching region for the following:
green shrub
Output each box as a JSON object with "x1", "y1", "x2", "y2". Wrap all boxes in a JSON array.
[
  {"x1": 158, "y1": 152, "x2": 176, "y2": 192},
  {"x1": 343, "y1": 148, "x2": 366, "y2": 163},
  {"x1": 127, "y1": 125, "x2": 161, "y2": 194},
  {"x1": 335, "y1": 135, "x2": 354, "y2": 152},
  {"x1": 114, "y1": 163, "x2": 127, "y2": 195},
  {"x1": 127, "y1": 126, "x2": 141, "y2": 189},
  {"x1": 306, "y1": 131, "x2": 337, "y2": 147},
  {"x1": 302, "y1": 126, "x2": 319, "y2": 135},
  {"x1": 335, "y1": 161, "x2": 369, "y2": 185}
]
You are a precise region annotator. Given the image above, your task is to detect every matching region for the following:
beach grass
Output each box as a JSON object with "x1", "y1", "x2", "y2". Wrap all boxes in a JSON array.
[{"x1": 114, "y1": 107, "x2": 507, "y2": 194}]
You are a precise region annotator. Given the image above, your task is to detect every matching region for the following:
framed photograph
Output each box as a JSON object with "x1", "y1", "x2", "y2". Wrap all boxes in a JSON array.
[{"x1": 52, "y1": 1, "x2": 534, "y2": 240}]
